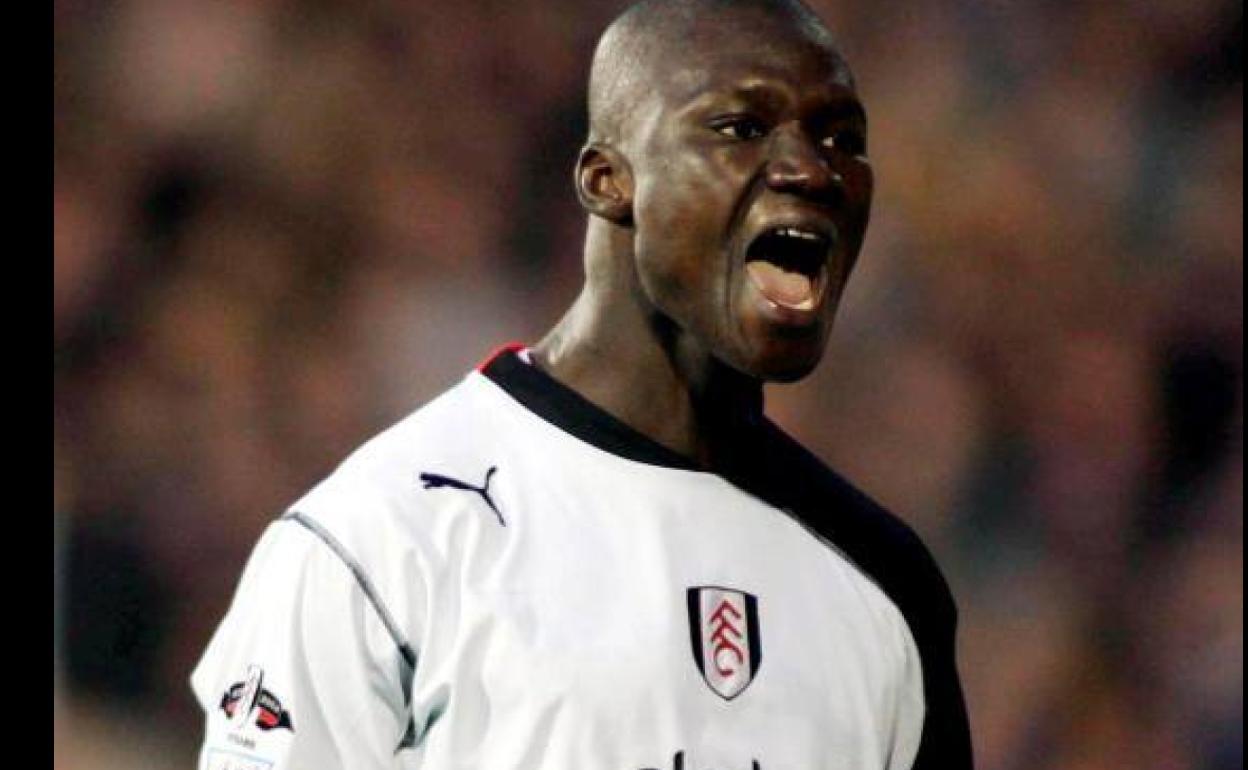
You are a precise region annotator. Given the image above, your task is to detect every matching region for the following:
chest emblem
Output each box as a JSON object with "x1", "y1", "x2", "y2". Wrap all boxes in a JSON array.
[{"x1": 686, "y1": 586, "x2": 762, "y2": 700}]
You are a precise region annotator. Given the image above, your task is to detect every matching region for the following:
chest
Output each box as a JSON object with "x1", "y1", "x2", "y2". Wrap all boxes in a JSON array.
[{"x1": 417, "y1": 473, "x2": 919, "y2": 768}]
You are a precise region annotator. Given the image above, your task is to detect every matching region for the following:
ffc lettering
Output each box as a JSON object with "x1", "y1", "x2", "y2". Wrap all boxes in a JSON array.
[{"x1": 709, "y1": 599, "x2": 745, "y2": 676}]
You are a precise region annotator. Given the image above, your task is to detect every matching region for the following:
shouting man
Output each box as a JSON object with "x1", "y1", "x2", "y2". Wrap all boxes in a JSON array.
[{"x1": 191, "y1": 1, "x2": 974, "y2": 767}]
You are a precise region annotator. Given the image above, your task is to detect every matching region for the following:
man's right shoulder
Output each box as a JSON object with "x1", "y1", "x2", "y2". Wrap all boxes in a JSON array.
[{"x1": 279, "y1": 371, "x2": 513, "y2": 562}]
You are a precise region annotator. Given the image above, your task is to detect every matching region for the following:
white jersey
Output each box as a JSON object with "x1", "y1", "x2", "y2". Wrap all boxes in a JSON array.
[{"x1": 191, "y1": 345, "x2": 971, "y2": 770}]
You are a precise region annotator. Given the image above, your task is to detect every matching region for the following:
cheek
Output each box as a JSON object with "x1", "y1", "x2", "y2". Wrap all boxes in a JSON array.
[
  {"x1": 846, "y1": 161, "x2": 874, "y2": 225},
  {"x1": 632, "y1": 223, "x2": 709, "y2": 324},
  {"x1": 632, "y1": 158, "x2": 738, "y2": 299},
  {"x1": 635, "y1": 152, "x2": 734, "y2": 232}
]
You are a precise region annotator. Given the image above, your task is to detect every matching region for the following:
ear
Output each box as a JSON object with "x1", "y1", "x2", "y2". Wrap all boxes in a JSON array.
[{"x1": 574, "y1": 143, "x2": 634, "y2": 224}]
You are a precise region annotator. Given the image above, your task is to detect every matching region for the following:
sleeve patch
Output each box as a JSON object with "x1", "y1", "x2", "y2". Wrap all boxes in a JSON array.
[{"x1": 219, "y1": 665, "x2": 295, "y2": 733}]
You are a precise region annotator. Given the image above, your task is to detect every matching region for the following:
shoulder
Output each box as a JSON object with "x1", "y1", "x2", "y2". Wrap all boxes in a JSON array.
[
  {"x1": 290, "y1": 373, "x2": 502, "y2": 530},
  {"x1": 276, "y1": 370, "x2": 523, "y2": 591},
  {"x1": 750, "y1": 422, "x2": 974, "y2": 767},
  {"x1": 746, "y1": 421, "x2": 958, "y2": 634}
]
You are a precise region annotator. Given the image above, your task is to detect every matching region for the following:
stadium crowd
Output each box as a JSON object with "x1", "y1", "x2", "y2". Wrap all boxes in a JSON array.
[{"x1": 54, "y1": 1, "x2": 1240, "y2": 768}]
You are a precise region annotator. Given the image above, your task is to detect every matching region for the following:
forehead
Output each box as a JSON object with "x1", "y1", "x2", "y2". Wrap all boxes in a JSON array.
[{"x1": 651, "y1": 10, "x2": 856, "y2": 105}]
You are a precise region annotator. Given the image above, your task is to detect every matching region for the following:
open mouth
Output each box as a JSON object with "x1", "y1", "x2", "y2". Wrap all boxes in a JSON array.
[{"x1": 744, "y1": 226, "x2": 831, "y2": 311}]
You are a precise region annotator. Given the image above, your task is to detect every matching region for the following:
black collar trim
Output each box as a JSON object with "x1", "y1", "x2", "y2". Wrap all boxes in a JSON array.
[{"x1": 479, "y1": 345, "x2": 703, "y2": 471}]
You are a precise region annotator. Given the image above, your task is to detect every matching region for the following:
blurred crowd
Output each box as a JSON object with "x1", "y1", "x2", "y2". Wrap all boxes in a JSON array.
[{"x1": 54, "y1": 0, "x2": 1241, "y2": 768}]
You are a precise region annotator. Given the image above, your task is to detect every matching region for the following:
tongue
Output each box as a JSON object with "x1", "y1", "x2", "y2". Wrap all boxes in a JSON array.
[{"x1": 746, "y1": 260, "x2": 815, "y2": 309}]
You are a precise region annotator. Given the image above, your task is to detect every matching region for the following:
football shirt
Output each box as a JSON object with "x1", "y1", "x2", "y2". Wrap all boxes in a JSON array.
[{"x1": 191, "y1": 345, "x2": 972, "y2": 769}]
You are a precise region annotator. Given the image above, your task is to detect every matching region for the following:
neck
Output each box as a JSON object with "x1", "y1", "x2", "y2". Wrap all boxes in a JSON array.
[{"x1": 531, "y1": 223, "x2": 763, "y2": 469}]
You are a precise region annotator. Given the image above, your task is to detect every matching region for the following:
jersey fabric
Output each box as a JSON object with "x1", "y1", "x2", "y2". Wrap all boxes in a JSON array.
[{"x1": 191, "y1": 345, "x2": 973, "y2": 770}]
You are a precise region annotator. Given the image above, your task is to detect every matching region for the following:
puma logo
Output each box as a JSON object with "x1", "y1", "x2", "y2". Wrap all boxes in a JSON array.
[{"x1": 418, "y1": 466, "x2": 505, "y2": 526}]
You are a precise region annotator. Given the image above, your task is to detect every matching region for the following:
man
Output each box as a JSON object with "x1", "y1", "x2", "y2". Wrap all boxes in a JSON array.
[{"x1": 191, "y1": 0, "x2": 973, "y2": 767}]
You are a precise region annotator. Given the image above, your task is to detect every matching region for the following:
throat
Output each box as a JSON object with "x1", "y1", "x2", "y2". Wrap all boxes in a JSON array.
[
  {"x1": 532, "y1": 302, "x2": 764, "y2": 470},
  {"x1": 657, "y1": 335, "x2": 767, "y2": 466}
]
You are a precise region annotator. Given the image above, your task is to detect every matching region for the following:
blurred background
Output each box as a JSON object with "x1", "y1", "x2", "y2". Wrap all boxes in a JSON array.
[{"x1": 53, "y1": 0, "x2": 1241, "y2": 767}]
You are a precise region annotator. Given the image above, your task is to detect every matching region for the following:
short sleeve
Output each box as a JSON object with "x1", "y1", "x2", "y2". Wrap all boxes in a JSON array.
[
  {"x1": 887, "y1": 619, "x2": 928, "y2": 770},
  {"x1": 190, "y1": 519, "x2": 413, "y2": 770}
]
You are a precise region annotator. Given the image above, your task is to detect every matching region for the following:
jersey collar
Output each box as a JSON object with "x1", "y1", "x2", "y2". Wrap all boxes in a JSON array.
[{"x1": 479, "y1": 345, "x2": 704, "y2": 472}]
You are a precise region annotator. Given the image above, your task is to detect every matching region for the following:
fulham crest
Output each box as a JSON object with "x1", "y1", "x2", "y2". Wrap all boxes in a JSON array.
[{"x1": 687, "y1": 586, "x2": 762, "y2": 700}]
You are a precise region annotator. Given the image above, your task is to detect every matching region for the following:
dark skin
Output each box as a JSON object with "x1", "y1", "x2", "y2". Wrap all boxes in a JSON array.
[{"x1": 532, "y1": 1, "x2": 873, "y2": 469}]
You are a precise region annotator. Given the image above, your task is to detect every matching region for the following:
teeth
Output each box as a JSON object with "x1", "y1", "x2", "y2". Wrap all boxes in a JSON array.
[{"x1": 775, "y1": 226, "x2": 823, "y2": 242}]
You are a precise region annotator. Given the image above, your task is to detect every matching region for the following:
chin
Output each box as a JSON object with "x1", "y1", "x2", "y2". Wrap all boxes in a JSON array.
[
  {"x1": 737, "y1": 339, "x2": 826, "y2": 383},
  {"x1": 756, "y1": 356, "x2": 821, "y2": 383},
  {"x1": 727, "y1": 299, "x2": 837, "y2": 382}
]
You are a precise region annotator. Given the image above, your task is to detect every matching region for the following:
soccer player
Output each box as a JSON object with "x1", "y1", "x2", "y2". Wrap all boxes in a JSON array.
[{"x1": 191, "y1": 0, "x2": 973, "y2": 767}]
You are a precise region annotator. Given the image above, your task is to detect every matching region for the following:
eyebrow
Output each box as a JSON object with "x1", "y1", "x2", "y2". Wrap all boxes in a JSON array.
[
  {"x1": 691, "y1": 79, "x2": 867, "y2": 123},
  {"x1": 814, "y1": 98, "x2": 867, "y2": 124}
]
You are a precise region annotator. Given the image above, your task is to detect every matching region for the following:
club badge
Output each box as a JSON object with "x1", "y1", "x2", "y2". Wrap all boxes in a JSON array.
[{"x1": 686, "y1": 586, "x2": 762, "y2": 700}]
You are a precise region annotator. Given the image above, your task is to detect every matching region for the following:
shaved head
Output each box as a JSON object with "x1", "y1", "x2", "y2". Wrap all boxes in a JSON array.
[{"x1": 587, "y1": 0, "x2": 848, "y2": 146}]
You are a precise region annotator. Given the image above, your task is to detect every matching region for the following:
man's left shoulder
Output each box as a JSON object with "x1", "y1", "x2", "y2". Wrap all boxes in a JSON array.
[{"x1": 748, "y1": 422, "x2": 958, "y2": 629}]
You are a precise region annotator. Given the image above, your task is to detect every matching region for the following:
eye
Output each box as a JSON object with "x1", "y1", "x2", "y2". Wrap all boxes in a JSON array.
[
  {"x1": 822, "y1": 129, "x2": 867, "y2": 156},
  {"x1": 710, "y1": 115, "x2": 768, "y2": 141}
]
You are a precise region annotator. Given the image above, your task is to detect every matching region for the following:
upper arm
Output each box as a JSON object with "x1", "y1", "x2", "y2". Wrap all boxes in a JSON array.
[{"x1": 190, "y1": 519, "x2": 415, "y2": 770}]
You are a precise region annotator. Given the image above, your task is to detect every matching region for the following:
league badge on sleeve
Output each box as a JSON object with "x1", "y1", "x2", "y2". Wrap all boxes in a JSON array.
[
  {"x1": 220, "y1": 665, "x2": 295, "y2": 732},
  {"x1": 686, "y1": 586, "x2": 762, "y2": 700}
]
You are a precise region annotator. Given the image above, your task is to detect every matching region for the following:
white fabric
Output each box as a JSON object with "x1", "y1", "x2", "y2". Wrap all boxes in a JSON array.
[{"x1": 191, "y1": 368, "x2": 925, "y2": 770}]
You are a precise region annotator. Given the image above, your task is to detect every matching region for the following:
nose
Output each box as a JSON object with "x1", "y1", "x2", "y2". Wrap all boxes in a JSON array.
[{"x1": 764, "y1": 124, "x2": 844, "y2": 202}]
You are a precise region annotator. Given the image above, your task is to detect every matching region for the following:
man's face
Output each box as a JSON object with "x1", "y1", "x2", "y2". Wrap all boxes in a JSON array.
[{"x1": 624, "y1": 10, "x2": 873, "y2": 381}]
